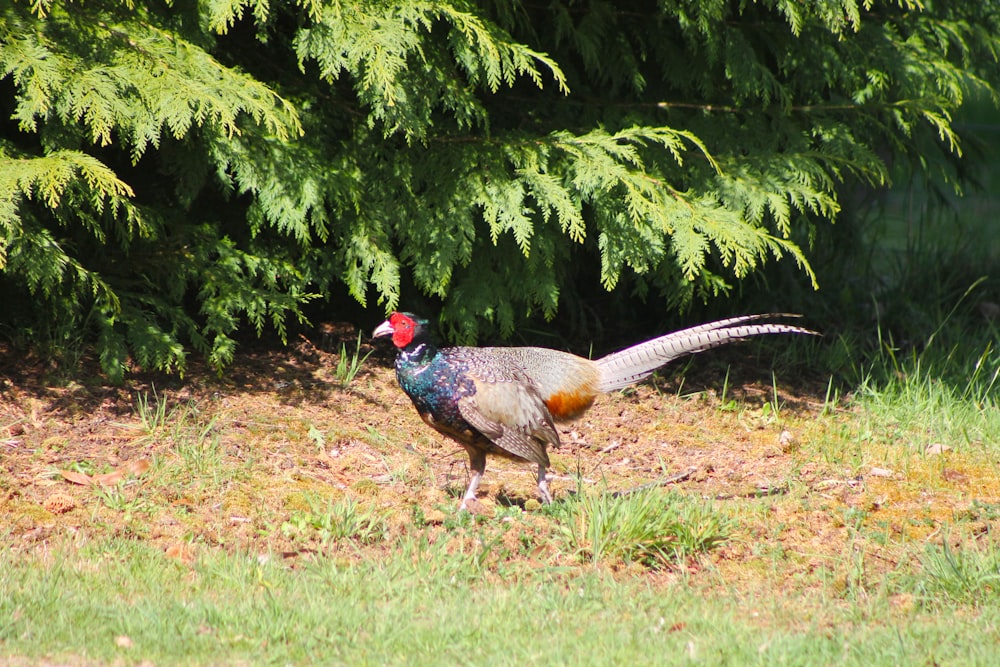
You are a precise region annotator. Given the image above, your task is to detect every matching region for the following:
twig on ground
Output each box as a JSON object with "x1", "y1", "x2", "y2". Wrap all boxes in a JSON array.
[
  {"x1": 714, "y1": 483, "x2": 789, "y2": 500},
  {"x1": 598, "y1": 440, "x2": 623, "y2": 454},
  {"x1": 611, "y1": 467, "x2": 696, "y2": 497}
]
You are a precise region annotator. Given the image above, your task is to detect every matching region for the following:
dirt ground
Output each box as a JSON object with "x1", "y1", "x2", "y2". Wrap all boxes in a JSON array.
[{"x1": 1, "y1": 325, "x2": 993, "y2": 590}]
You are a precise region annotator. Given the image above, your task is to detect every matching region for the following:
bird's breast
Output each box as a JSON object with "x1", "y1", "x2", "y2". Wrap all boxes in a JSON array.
[{"x1": 396, "y1": 355, "x2": 476, "y2": 429}]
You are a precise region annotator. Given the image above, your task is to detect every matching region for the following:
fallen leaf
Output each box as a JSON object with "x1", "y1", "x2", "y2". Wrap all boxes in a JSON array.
[
  {"x1": 59, "y1": 470, "x2": 93, "y2": 486},
  {"x1": 61, "y1": 459, "x2": 151, "y2": 487},
  {"x1": 115, "y1": 635, "x2": 133, "y2": 648},
  {"x1": 812, "y1": 479, "x2": 845, "y2": 492},
  {"x1": 22, "y1": 526, "x2": 51, "y2": 542},
  {"x1": 93, "y1": 470, "x2": 124, "y2": 486},
  {"x1": 925, "y1": 443, "x2": 952, "y2": 455},
  {"x1": 869, "y1": 467, "x2": 894, "y2": 478}
]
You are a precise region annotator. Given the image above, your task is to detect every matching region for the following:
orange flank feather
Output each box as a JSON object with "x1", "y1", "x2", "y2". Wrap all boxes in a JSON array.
[{"x1": 543, "y1": 385, "x2": 597, "y2": 420}]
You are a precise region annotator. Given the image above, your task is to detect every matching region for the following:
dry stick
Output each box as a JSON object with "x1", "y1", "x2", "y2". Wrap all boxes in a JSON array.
[
  {"x1": 611, "y1": 467, "x2": 696, "y2": 498},
  {"x1": 714, "y1": 483, "x2": 790, "y2": 500},
  {"x1": 598, "y1": 440, "x2": 622, "y2": 454}
]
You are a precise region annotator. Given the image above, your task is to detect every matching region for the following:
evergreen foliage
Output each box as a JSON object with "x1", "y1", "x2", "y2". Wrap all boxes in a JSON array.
[{"x1": 1, "y1": 1, "x2": 998, "y2": 377}]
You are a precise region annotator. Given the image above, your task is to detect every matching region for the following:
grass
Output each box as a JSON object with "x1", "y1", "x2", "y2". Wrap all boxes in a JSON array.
[
  {"x1": 135, "y1": 386, "x2": 170, "y2": 433},
  {"x1": 554, "y1": 487, "x2": 731, "y2": 567},
  {"x1": 846, "y1": 300, "x2": 1000, "y2": 463},
  {"x1": 915, "y1": 537, "x2": 1000, "y2": 606},
  {"x1": 2, "y1": 535, "x2": 1000, "y2": 666},
  {"x1": 2, "y1": 405, "x2": 999, "y2": 664},
  {"x1": 334, "y1": 332, "x2": 373, "y2": 387},
  {"x1": 281, "y1": 495, "x2": 389, "y2": 546}
]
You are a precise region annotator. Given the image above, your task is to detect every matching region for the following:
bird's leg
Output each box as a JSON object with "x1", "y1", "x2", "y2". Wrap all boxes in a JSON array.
[
  {"x1": 537, "y1": 464, "x2": 553, "y2": 504},
  {"x1": 459, "y1": 450, "x2": 487, "y2": 511}
]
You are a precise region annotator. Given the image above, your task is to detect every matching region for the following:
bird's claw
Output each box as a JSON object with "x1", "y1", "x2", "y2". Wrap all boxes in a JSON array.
[
  {"x1": 538, "y1": 466, "x2": 553, "y2": 504},
  {"x1": 458, "y1": 496, "x2": 485, "y2": 513}
]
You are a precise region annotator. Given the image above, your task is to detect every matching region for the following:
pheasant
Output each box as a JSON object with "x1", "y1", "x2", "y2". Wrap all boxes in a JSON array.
[{"x1": 373, "y1": 312, "x2": 815, "y2": 509}]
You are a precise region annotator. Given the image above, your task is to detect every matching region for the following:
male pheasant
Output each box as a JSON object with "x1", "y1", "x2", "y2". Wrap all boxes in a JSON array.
[{"x1": 373, "y1": 312, "x2": 815, "y2": 509}]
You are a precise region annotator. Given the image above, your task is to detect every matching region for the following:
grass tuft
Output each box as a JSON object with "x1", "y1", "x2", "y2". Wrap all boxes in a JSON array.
[
  {"x1": 554, "y1": 488, "x2": 731, "y2": 568},
  {"x1": 914, "y1": 537, "x2": 1000, "y2": 606},
  {"x1": 135, "y1": 386, "x2": 170, "y2": 433},
  {"x1": 281, "y1": 495, "x2": 388, "y2": 546},
  {"x1": 334, "y1": 333, "x2": 373, "y2": 387}
]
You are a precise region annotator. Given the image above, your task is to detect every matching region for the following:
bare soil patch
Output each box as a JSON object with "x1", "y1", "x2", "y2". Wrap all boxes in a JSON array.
[{"x1": 2, "y1": 329, "x2": 994, "y2": 596}]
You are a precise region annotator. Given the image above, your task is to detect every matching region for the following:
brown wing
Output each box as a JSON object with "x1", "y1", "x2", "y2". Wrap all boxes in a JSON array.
[
  {"x1": 457, "y1": 377, "x2": 559, "y2": 467},
  {"x1": 455, "y1": 346, "x2": 601, "y2": 421}
]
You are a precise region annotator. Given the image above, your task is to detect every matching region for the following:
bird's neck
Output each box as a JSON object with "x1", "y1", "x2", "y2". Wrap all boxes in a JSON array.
[{"x1": 397, "y1": 340, "x2": 438, "y2": 369}]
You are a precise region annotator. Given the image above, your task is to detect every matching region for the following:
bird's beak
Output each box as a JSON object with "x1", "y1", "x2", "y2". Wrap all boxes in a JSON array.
[{"x1": 372, "y1": 320, "x2": 394, "y2": 339}]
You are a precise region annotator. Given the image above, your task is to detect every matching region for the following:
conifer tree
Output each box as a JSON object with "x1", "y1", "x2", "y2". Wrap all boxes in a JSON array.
[{"x1": 2, "y1": 1, "x2": 997, "y2": 378}]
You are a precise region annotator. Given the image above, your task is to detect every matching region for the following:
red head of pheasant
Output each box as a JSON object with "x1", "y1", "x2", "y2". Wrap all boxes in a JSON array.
[{"x1": 377, "y1": 311, "x2": 422, "y2": 348}]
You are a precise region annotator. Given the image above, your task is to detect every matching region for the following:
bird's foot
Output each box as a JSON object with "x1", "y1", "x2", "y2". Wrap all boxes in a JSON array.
[
  {"x1": 458, "y1": 497, "x2": 486, "y2": 514},
  {"x1": 459, "y1": 468, "x2": 484, "y2": 512},
  {"x1": 537, "y1": 468, "x2": 553, "y2": 505}
]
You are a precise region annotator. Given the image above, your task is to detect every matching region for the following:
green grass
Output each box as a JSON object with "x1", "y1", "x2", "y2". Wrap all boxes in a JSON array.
[
  {"x1": 281, "y1": 495, "x2": 389, "y2": 546},
  {"x1": 334, "y1": 332, "x2": 373, "y2": 387},
  {"x1": 915, "y1": 537, "x2": 1000, "y2": 606},
  {"x1": 2, "y1": 536, "x2": 999, "y2": 666},
  {"x1": 554, "y1": 488, "x2": 731, "y2": 567},
  {"x1": 846, "y1": 305, "x2": 1000, "y2": 460},
  {"x1": 135, "y1": 386, "x2": 170, "y2": 434},
  {"x1": 5, "y1": 365, "x2": 1000, "y2": 665}
]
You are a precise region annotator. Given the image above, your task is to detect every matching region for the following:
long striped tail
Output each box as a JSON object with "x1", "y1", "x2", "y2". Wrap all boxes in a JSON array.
[{"x1": 595, "y1": 314, "x2": 816, "y2": 393}]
